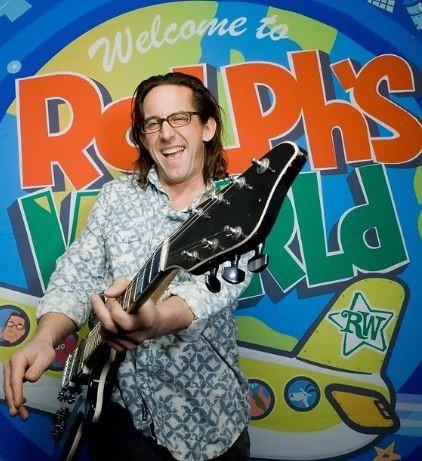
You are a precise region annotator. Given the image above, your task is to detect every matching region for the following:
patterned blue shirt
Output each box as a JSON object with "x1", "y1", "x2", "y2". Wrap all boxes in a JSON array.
[{"x1": 37, "y1": 168, "x2": 251, "y2": 460}]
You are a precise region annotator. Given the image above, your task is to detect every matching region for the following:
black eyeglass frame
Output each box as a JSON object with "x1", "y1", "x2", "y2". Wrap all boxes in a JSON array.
[{"x1": 140, "y1": 111, "x2": 200, "y2": 134}]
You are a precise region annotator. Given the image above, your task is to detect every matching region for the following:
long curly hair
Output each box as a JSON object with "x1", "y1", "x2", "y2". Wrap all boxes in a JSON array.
[{"x1": 131, "y1": 72, "x2": 228, "y2": 186}]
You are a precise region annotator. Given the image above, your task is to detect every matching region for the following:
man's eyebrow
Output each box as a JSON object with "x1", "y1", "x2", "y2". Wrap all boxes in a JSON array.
[{"x1": 143, "y1": 115, "x2": 161, "y2": 121}]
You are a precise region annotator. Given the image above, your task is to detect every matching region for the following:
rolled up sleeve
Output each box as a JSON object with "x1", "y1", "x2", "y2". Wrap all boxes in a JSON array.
[
  {"x1": 36, "y1": 186, "x2": 110, "y2": 328},
  {"x1": 168, "y1": 253, "x2": 253, "y2": 342}
]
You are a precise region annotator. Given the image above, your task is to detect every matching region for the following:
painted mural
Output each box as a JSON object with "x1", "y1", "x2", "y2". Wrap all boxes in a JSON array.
[{"x1": 0, "y1": 1, "x2": 421, "y2": 460}]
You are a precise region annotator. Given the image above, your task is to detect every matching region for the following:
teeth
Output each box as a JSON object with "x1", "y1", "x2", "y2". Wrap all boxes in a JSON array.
[{"x1": 162, "y1": 146, "x2": 184, "y2": 155}]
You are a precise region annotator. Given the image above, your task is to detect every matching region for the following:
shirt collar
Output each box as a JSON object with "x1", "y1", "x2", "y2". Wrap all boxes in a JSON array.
[{"x1": 146, "y1": 166, "x2": 216, "y2": 212}]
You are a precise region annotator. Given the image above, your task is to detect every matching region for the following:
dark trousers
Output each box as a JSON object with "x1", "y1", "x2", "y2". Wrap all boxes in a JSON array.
[{"x1": 87, "y1": 402, "x2": 250, "y2": 460}]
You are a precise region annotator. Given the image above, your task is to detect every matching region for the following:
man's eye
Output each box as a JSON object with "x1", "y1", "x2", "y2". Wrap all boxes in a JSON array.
[
  {"x1": 172, "y1": 115, "x2": 188, "y2": 124},
  {"x1": 146, "y1": 120, "x2": 160, "y2": 130}
]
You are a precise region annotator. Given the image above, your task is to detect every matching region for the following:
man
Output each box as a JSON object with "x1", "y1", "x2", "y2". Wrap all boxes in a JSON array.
[{"x1": 3, "y1": 72, "x2": 251, "y2": 460}]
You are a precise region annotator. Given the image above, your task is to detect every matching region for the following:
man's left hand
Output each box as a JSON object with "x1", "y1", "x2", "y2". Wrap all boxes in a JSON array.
[{"x1": 90, "y1": 278, "x2": 159, "y2": 351}]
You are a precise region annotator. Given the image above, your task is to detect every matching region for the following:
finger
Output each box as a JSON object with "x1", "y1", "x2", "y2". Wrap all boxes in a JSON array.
[
  {"x1": 24, "y1": 353, "x2": 53, "y2": 383},
  {"x1": 104, "y1": 277, "x2": 130, "y2": 298},
  {"x1": 9, "y1": 356, "x2": 28, "y2": 409},
  {"x1": 18, "y1": 405, "x2": 29, "y2": 420},
  {"x1": 107, "y1": 298, "x2": 139, "y2": 332},
  {"x1": 90, "y1": 294, "x2": 119, "y2": 334},
  {"x1": 3, "y1": 360, "x2": 18, "y2": 416},
  {"x1": 109, "y1": 297, "x2": 157, "y2": 333}
]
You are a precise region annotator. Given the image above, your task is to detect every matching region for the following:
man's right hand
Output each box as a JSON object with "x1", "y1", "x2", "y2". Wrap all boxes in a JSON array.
[
  {"x1": 3, "y1": 311, "x2": 75, "y2": 420},
  {"x1": 3, "y1": 338, "x2": 56, "y2": 420}
]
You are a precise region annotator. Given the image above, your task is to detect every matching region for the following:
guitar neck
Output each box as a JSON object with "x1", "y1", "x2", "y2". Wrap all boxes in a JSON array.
[{"x1": 80, "y1": 244, "x2": 179, "y2": 365}]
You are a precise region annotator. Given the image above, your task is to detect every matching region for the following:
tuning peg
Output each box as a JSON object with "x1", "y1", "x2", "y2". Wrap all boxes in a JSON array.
[
  {"x1": 247, "y1": 243, "x2": 269, "y2": 272},
  {"x1": 231, "y1": 176, "x2": 253, "y2": 190},
  {"x1": 252, "y1": 157, "x2": 275, "y2": 174},
  {"x1": 205, "y1": 267, "x2": 221, "y2": 293},
  {"x1": 222, "y1": 255, "x2": 245, "y2": 284}
]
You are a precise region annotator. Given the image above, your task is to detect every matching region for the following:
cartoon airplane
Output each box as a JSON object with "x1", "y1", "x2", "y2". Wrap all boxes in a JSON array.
[{"x1": 238, "y1": 277, "x2": 406, "y2": 460}]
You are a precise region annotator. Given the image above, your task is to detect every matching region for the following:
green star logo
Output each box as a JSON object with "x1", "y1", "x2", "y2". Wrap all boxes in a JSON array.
[{"x1": 328, "y1": 292, "x2": 394, "y2": 357}]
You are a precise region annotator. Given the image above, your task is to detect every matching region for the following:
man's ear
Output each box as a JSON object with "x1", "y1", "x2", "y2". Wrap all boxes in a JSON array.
[{"x1": 202, "y1": 117, "x2": 217, "y2": 142}]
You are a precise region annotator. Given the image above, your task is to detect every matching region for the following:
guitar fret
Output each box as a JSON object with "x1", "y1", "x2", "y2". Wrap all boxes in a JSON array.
[
  {"x1": 137, "y1": 267, "x2": 146, "y2": 300},
  {"x1": 129, "y1": 280, "x2": 136, "y2": 306},
  {"x1": 123, "y1": 287, "x2": 130, "y2": 311},
  {"x1": 142, "y1": 256, "x2": 153, "y2": 292},
  {"x1": 151, "y1": 248, "x2": 161, "y2": 283}
]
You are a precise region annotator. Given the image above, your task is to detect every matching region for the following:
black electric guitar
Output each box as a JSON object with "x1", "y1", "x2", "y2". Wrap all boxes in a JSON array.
[{"x1": 52, "y1": 141, "x2": 307, "y2": 460}]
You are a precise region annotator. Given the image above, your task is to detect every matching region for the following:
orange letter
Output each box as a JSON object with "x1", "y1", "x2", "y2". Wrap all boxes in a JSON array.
[
  {"x1": 291, "y1": 50, "x2": 372, "y2": 170},
  {"x1": 333, "y1": 54, "x2": 422, "y2": 165},
  {"x1": 18, "y1": 73, "x2": 103, "y2": 189},
  {"x1": 222, "y1": 62, "x2": 301, "y2": 173},
  {"x1": 95, "y1": 97, "x2": 138, "y2": 171}
]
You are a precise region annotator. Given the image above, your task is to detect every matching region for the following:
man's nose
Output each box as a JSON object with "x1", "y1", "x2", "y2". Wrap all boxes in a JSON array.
[{"x1": 160, "y1": 120, "x2": 176, "y2": 139}]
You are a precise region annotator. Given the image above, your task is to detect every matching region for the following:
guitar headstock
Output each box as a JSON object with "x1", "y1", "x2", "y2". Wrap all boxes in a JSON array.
[{"x1": 164, "y1": 141, "x2": 307, "y2": 282}]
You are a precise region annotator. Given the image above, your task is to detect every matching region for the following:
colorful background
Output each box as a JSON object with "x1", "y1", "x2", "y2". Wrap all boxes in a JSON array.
[{"x1": 0, "y1": 1, "x2": 421, "y2": 460}]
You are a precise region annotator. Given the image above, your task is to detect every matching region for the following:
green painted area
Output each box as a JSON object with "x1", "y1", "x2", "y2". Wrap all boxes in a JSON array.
[
  {"x1": 69, "y1": 190, "x2": 99, "y2": 244},
  {"x1": 239, "y1": 272, "x2": 264, "y2": 300},
  {"x1": 229, "y1": 49, "x2": 245, "y2": 64},
  {"x1": 236, "y1": 315, "x2": 297, "y2": 350},
  {"x1": 267, "y1": 7, "x2": 337, "y2": 52},
  {"x1": 19, "y1": 191, "x2": 66, "y2": 290}
]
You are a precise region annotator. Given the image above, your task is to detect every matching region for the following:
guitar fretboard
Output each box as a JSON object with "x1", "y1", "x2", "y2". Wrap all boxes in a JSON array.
[{"x1": 79, "y1": 245, "x2": 165, "y2": 366}]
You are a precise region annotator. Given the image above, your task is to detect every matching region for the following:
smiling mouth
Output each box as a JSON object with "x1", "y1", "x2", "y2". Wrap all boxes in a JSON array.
[{"x1": 161, "y1": 146, "x2": 185, "y2": 157}]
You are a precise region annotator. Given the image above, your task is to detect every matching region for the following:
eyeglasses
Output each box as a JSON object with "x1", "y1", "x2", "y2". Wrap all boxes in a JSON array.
[
  {"x1": 141, "y1": 111, "x2": 200, "y2": 134},
  {"x1": 6, "y1": 321, "x2": 25, "y2": 330}
]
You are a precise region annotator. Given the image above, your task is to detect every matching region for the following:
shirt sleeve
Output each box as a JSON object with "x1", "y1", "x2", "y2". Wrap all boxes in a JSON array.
[
  {"x1": 166, "y1": 252, "x2": 253, "y2": 342},
  {"x1": 36, "y1": 184, "x2": 112, "y2": 329}
]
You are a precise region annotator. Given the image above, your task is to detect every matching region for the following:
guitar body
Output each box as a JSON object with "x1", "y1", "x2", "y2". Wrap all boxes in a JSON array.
[
  {"x1": 53, "y1": 141, "x2": 307, "y2": 461},
  {"x1": 54, "y1": 346, "x2": 118, "y2": 461}
]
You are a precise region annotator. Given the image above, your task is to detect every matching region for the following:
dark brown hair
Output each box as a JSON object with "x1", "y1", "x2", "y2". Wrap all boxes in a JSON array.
[{"x1": 131, "y1": 72, "x2": 227, "y2": 186}]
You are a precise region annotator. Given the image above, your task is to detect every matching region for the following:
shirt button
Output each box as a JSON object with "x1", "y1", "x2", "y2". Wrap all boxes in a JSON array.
[{"x1": 142, "y1": 340, "x2": 151, "y2": 348}]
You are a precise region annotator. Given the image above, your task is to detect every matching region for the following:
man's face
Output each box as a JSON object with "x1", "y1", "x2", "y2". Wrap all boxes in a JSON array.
[
  {"x1": 3, "y1": 315, "x2": 26, "y2": 343},
  {"x1": 140, "y1": 84, "x2": 216, "y2": 188}
]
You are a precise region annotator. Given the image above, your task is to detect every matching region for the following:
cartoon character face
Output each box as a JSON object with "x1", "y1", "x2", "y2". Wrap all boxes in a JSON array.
[{"x1": 1, "y1": 314, "x2": 27, "y2": 344}]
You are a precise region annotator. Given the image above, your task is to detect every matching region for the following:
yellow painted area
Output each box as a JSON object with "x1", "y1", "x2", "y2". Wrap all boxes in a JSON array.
[
  {"x1": 415, "y1": 166, "x2": 422, "y2": 204},
  {"x1": 330, "y1": 390, "x2": 395, "y2": 429},
  {"x1": 34, "y1": 196, "x2": 52, "y2": 213},
  {"x1": 297, "y1": 278, "x2": 405, "y2": 373},
  {"x1": 237, "y1": 315, "x2": 297, "y2": 350},
  {"x1": 72, "y1": 194, "x2": 98, "y2": 240},
  {"x1": 267, "y1": 7, "x2": 337, "y2": 53},
  {"x1": 218, "y1": 72, "x2": 235, "y2": 147},
  {"x1": 419, "y1": 212, "x2": 422, "y2": 238},
  {"x1": 52, "y1": 191, "x2": 71, "y2": 215},
  {"x1": 241, "y1": 354, "x2": 389, "y2": 432}
]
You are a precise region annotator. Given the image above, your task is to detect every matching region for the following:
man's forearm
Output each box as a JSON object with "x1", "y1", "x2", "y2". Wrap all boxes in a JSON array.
[
  {"x1": 35, "y1": 312, "x2": 77, "y2": 348},
  {"x1": 153, "y1": 295, "x2": 195, "y2": 338}
]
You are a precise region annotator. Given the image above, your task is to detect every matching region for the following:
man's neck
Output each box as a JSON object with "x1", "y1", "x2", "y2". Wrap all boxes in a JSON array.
[{"x1": 160, "y1": 177, "x2": 207, "y2": 211}]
